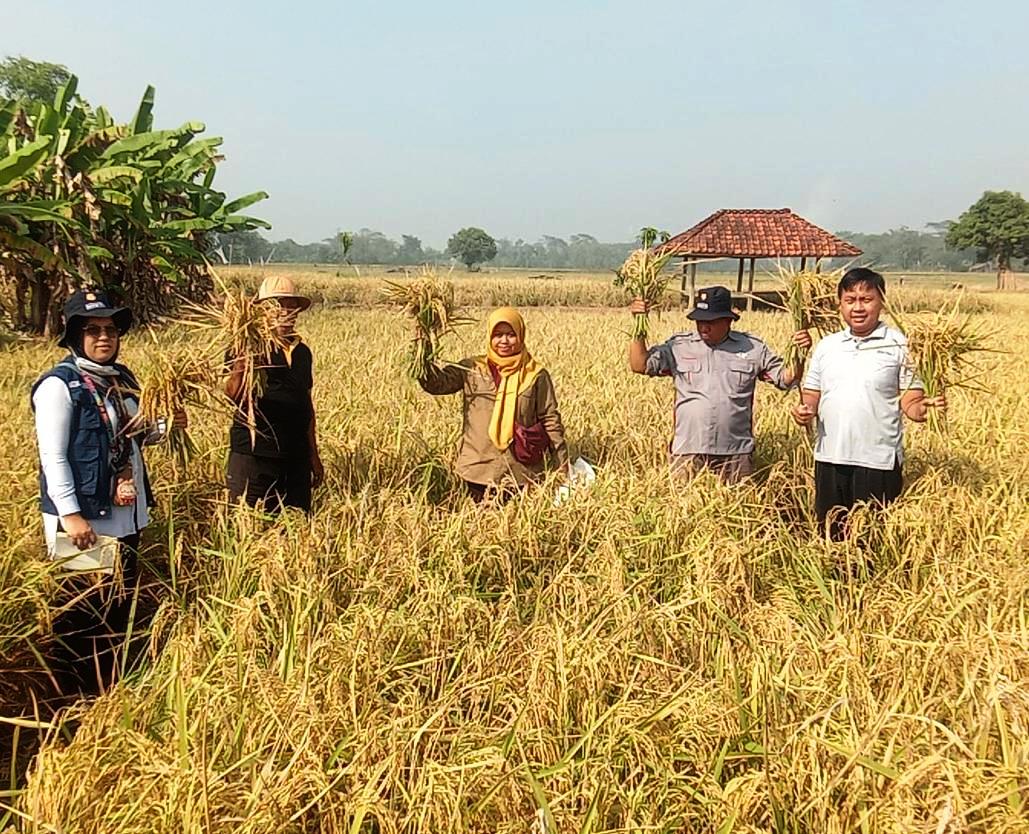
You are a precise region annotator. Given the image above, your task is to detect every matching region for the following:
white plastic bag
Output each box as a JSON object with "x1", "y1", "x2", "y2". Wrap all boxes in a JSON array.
[{"x1": 553, "y1": 457, "x2": 597, "y2": 506}]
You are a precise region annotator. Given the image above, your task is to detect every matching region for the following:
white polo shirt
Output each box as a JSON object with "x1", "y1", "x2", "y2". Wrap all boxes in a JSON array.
[{"x1": 803, "y1": 322, "x2": 922, "y2": 470}]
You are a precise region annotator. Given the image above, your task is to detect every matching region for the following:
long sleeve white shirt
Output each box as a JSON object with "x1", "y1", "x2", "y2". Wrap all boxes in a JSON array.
[{"x1": 33, "y1": 376, "x2": 149, "y2": 552}]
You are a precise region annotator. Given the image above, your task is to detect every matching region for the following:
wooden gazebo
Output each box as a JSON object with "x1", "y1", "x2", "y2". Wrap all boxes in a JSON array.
[{"x1": 656, "y1": 208, "x2": 862, "y2": 307}]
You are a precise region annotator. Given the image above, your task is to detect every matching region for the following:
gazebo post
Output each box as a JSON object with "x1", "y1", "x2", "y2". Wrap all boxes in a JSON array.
[
  {"x1": 800, "y1": 256, "x2": 808, "y2": 272},
  {"x1": 814, "y1": 257, "x2": 822, "y2": 274},
  {"x1": 747, "y1": 257, "x2": 756, "y2": 311},
  {"x1": 736, "y1": 258, "x2": 744, "y2": 293},
  {"x1": 689, "y1": 261, "x2": 697, "y2": 308},
  {"x1": 680, "y1": 259, "x2": 689, "y2": 307}
]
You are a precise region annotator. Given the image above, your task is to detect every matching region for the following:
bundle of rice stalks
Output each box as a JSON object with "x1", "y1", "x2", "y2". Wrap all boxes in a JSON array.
[
  {"x1": 184, "y1": 287, "x2": 291, "y2": 442},
  {"x1": 613, "y1": 248, "x2": 675, "y2": 339},
  {"x1": 131, "y1": 351, "x2": 217, "y2": 471},
  {"x1": 382, "y1": 268, "x2": 475, "y2": 379},
  {"x1": 890, "y1": 295, "x2": 994, "y2": 431},
  {"x1": 775, "y1": 262, "x2": 842, "y2": 373}
]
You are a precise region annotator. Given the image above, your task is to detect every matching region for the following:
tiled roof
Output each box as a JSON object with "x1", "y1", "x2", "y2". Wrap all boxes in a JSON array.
[{"x1": 657, "y1": 209, "x2": 862, "y2": 258}]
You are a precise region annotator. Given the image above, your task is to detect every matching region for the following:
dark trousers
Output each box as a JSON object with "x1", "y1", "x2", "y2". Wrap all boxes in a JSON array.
[
  {"x1": 815, "y1": 460, "x2": 903, "y2": 541},
  {"x1": 227, "y1": 451, "x2": 312, "y2": 513},
  {"x1": 51, "y1": 533, "x2": 139, "y2": 694},
  {"x1": 464, "y1": 481, "x2": 520, "y2": 505}
]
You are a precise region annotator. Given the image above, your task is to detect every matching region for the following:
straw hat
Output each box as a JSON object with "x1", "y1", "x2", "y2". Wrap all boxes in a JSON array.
[{"x1": 256, "y1": 275, "x2": 311, "y2": 311}]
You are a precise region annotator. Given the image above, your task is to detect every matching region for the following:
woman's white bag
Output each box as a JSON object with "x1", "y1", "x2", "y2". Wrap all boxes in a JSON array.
[{"x1": 553, "y1": 457, "x2": 596, "y2": 506}]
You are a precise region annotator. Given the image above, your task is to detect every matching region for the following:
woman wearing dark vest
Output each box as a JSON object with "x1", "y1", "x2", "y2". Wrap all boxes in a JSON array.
[{"x1": 30, "y1": 289, "x2": 183, "y2": 690}]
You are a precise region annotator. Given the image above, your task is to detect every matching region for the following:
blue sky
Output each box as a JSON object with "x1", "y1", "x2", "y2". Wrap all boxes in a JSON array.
[{"x1": 6, "y1": 0, "x2": 1028, "y2": 246}]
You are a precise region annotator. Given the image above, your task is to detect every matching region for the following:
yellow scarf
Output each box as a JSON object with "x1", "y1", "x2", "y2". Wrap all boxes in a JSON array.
[{"x1": 479, "y1": 307, "x2": 543, "y2": 451}]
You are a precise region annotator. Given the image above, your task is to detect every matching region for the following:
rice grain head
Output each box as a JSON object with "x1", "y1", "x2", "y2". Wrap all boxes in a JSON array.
[
  {"x1": 614, "y1": 248, "x2": 675, "y2": 339},
  {"x1": 383, "y1": 267, "x2": 475, "y2": 379}
]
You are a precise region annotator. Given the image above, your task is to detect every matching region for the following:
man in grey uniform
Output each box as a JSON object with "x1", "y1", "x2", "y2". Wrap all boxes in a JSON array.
[{"x1": 629, "y1": 286, "x2": 811, "y2": 483}]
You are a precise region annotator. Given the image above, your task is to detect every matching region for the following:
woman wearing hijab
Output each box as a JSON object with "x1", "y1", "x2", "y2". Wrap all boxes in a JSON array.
[
  {"x1": 418, "y1": 307, "x2": 569, "y2": 501},
  {"x1": 30, "y1": 289, "x2": 184, "y2": 690}
]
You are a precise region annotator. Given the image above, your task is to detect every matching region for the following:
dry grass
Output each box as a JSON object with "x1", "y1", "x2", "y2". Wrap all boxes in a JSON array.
[
  {"x1": 214, "y1": 265, "x2": 1010, "y2": 313},
  {"x1": 1, "y1": 292, "x2": 1027, "y2": 832}
]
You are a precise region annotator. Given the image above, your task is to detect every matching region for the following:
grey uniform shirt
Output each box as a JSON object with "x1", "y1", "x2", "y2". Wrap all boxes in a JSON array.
[{"x1": 646, "y1": 330, "x2": 792, "y2": 455}]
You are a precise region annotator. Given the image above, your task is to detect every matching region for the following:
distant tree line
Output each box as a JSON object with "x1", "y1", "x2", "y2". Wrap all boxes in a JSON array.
[
  {"x1": 211, "y1": 228, "x2": 639, "y2": 270},
  {"x1": 834, "y1": 224, "x2": 977, "y2": 272},
  {"x1": 214, "y1": 196, "x2": 1029, "y2": 279},
  {"x1": 215, "y1": 224, "x2": 996, "y2": 273},
  {"x1": 211, "y1": 229, "x2": 441, "y2": 267}
]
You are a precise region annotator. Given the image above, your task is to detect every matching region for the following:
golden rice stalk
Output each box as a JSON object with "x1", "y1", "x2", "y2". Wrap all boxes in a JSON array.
[
  {"x1": 382, "y1": 268, "x2": 475, "y2": 379},
  {"x1": 613, "y1": 248, "x2": 675, "y2": 339},
  {"x1": 130, "y1": 352, "x2": 216, "y2": 472},
  {"x1": 775, "y1": 261, "x2": 842, "y2": 370},
  {"x1": 889, "y1": 294, "x2": 994, "y2": 432},
  {"x1": 183, "y1": 286, "x2": 291, "y2": 444}
]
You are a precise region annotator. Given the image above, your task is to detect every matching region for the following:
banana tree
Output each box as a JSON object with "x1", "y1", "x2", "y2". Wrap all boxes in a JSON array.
[{"x1": 0, "y1": 76, "x2": 269, "y2": 334}]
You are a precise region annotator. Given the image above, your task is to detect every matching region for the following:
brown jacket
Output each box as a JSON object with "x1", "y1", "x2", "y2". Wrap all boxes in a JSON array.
[{"x1": 419, "y1": 358, "x2": 569, "y2": 486}]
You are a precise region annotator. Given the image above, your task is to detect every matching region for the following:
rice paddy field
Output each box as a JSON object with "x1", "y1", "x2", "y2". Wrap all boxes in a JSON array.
[{"x1": 1, "y1": 270, "x2": 1027, "y2": 833}]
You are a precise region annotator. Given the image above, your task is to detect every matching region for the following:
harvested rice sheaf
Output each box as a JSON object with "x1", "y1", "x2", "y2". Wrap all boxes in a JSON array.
[
  {"x1": 183, "y1": 285, "x2": 292, "y2": 443},
  {"x1": 131, "y1": 351, "x2": 216, "y2": 471},
  {"x1": 382, "y1": 268, "x2": 475, "y2": 379},
  {"x1": 891, "y1": 295, "x2": 994, "y2": 431},
  {"x1": 776, "y1": 262, "x2": 842, "y2": 370},
  {"x1": 614, "y1": 248, "x2": 675, "y2": 339}
]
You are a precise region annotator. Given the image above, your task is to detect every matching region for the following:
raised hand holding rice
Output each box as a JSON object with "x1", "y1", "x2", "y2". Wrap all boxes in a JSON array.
[
  {"x1": 184, "y1": 278, "x2": 292, "y2": 443},
  {"x1": 888, "y1": 293, "x2": 993, "y2": 432},
  {"x1": 614, "y1": 248, "x2": 675, "y2": 339},
  {"x1": 383, "y1": 267, "x2": 475, "y2": 380},
  {"x1": 776, "y1": 261, "x2": 842, "y2": 388}
]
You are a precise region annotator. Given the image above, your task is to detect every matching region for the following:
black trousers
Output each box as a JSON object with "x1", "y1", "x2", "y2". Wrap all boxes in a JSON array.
[
  {"x1": 227, "y1": 451, "x2": 312, "y2": 513},
  {"x1": 464, "y1": 480, "x2": 520, "y2": 505},
  {"x1": 815, "y1": 460, "x2": 903, "y2": 540},
  {"x1": 51, "y1": 533, "x2": 139, "y2": 694}
]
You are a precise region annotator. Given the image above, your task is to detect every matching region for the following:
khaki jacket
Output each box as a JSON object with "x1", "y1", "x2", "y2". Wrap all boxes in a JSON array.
[{"x1": 420, "y1": 358, "x2": 569, "y2": 486}]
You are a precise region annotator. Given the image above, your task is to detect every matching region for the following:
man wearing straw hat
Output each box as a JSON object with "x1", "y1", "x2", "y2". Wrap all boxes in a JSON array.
[
  {"x1": 629, "y1": 286, "x2": 811, "y2": 483},
  {"x1": 225, "y1": 276, "x2": 323, "y2": 513},
  {"x1": 791, "y1": 267, "x2": 946, "y2": 540}
]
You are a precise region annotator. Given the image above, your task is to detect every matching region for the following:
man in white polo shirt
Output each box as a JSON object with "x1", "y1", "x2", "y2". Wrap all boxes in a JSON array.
[{"x1": 791, "y1": 268, "x2": 946, "y2": 539}]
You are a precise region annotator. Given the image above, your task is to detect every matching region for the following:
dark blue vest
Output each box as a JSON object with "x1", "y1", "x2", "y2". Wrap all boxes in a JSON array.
[{"x1": 30, "y1": 357, "x2": 149, "y2": 520}]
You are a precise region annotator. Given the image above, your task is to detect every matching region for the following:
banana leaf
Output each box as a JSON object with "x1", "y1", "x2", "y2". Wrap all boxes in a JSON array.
[{"x1": 0, "y1": 138, "x2": 51, "y2": 189}]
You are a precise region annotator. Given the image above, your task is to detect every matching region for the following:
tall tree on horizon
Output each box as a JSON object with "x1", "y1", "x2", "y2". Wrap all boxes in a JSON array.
[{"x1": 946, "y1": 191, "x2": 1029, "y2": 289}]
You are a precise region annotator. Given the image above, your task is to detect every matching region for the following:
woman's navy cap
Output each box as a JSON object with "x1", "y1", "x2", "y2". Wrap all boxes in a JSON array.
[{"x1": 57, "y1": 289, "x2": 133, "y2": 347}]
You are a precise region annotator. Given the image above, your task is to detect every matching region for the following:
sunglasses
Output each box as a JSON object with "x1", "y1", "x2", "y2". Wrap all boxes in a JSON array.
[{"x1": 83, "y1": 325, "x2": 121, "y2": 338}]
